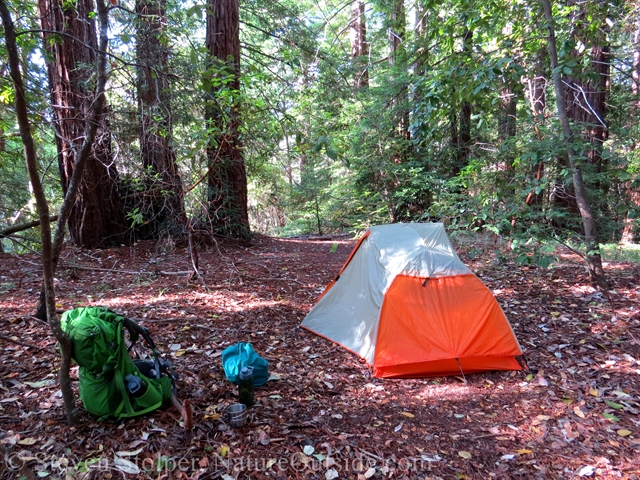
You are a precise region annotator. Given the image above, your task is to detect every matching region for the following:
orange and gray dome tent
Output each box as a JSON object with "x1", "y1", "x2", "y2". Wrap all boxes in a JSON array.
[{"x1": 301, "y1": 223, "x2": 523, "y2": 378}]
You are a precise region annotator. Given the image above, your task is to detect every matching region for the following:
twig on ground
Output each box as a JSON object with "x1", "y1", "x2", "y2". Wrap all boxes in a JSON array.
[
  {"x1": 27, "y1": 316, "x2": 50, "y2": 326},
  {"x1": 0, "y1": 333, "x2": 55, "y2": 353},
  {"x1": 61, "y1": 263, "x2": 191, "y2": 276},
  {"x1": 170, "y1": 393, "x2": 193, "y2": 432}
]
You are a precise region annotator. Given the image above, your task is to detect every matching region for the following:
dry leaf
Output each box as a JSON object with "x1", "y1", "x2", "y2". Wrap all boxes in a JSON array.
[
  {"x1": 401, "y1": 412, "x2": 415, "y2": 418},
  {"x1": 325, "y1": 469, "x2": 339, "y2": 480},
  {"x1": 458, "y1": 451, "x2": 472, "y2": 459},
  {"x1": 18, "y1": 438, "x2": 37, "y2": 445},
  {"x1": 573, "y1": 406, "x2": 586, "y2": 419},
  {"x1": 115, "y1": 447, "x2": 144, "y2": 457},
  {"x1": 114, "y1": 456, "x2": 140, "y2": 474},
  {"x1": 577, "y1": 465, "x2": 595, "y2": 477},
  {"x1": 616, "y1": 429, "x2": 632, "y2": 437},
  {"x1": 259, "y1": 431, "x2": 270, "y2": 446},
  {"x1": 516, "y1": 449, "x2": 533, "y2": 454}
]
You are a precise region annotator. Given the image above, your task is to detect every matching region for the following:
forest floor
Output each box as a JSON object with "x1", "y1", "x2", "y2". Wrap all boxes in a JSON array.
[{"x1": 0, "y1": 233, "x2": 639, "y2": 480}]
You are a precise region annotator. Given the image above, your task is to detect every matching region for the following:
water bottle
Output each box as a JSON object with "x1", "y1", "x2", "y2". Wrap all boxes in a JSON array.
[
  {"x1": 125, "y1": 374, "x2": 148, "y2": 398},
  {"x1": 238, "y1": 366, "x2": 255, "y2": 407}
]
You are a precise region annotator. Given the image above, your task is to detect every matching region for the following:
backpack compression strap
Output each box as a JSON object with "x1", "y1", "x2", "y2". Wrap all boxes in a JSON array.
[{"x1": 111, "y1": 321, "x2": 165, "y2": 419}]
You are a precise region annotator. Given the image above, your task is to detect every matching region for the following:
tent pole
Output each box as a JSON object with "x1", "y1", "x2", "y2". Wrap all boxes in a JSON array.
[{"x1": 455, "y1": 357, "x2": 468, "y2": 386}]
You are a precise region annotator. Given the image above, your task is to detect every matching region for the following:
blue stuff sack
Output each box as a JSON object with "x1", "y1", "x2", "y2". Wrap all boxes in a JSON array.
[{"x1": 221, "y1": 342, "x2": 269, "y2": 387}]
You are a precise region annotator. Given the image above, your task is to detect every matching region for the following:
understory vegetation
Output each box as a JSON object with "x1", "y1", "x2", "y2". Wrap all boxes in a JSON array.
[{"x1": 0, "y1": 0, "x2": 638, "y2": 263}]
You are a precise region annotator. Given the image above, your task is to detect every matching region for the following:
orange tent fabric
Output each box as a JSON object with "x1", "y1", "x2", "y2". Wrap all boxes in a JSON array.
[
  {"x1": 373, "y1": 274, "x2": 522, "y2": 378},
  {"x1": 301, "y1": 223, "x2": 523, "y2": 378}
]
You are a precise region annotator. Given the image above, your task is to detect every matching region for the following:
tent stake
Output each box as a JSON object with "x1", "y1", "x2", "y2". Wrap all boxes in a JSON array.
[
  {"x1": 520, "y1": 353, "x2": 534, "y2": 374},
  {"x1": 455, "y1": 358, "x2": 468, "y2": 387}
]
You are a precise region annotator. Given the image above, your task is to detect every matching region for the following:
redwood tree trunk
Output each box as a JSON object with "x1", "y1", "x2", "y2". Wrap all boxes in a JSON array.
[
  {"x1": 499, "y1": 79, "x2": 517, "y2": 228},
  {"x1": 524, "y1": 48, "x2": 547, "y2": 207},
  {"x1": 205, "y1": 0, "x2": 249, "y2": 237},
  {"x1": 136, "y1": 0, "x2": 186, "y2": 238},
  {"x1": 564, "y1": 45, "x2": 610, "y2": 176},
  {"x1": 38, "y1": 0, "x2": 126, "y2": 248},
  {"x1": 387, "y1": 0, "x2": 404, "y2": 65},
  {"x1": 350, "y1": 1, "x2": 368, "y2": 88},
  {"x1": 498, "y1": 83, "x2": 517, "y2": 154},
  {"x1": 622, "y1": 22, "x2": 640, "y2": 242},
  {"x1": 457, "y1": 27, "x2": 473, "y2": 169},
  {"x1": 388, "y1": 0, "x2": 408, "y2": 140}
]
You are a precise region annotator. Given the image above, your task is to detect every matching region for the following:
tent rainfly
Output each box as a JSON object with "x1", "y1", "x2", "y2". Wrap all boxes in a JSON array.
[{"x1": 301, "y1": 223, "x2": 523, "y2": 378}]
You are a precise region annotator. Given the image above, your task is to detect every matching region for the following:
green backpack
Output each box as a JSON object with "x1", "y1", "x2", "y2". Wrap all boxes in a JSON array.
[{"x1": 60, "y1": 306, "x2": 175, "y2": 420}]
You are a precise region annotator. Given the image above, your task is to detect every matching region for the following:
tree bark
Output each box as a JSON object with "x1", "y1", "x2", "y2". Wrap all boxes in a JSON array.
[
  {"x1": 458, "y1": 27, "x2": 473, "y2": 167},
  {"x1": 542, "y1": 0, "x2": 608, "y2": 289},
  {"x1": 135, "y1": 0, "x2": 186, "y2": 238},
  {"x1": 633, "y1": 19, "x2": 640, "y2": 115},
  {"x1": 621, "y1": 188, "x2": 639, "y2": 243},
  {"x1": 387, "y1": 0, "x2": 404, "y2": 66},
  {"x1": 563, "y1": 2, "x2": 610, "y2": 177},
  {"x1": 621, "y1": 19, "x2": 640, "y2": 242},
  {"x1": 388, "y1": 0, "x2": 408, "y2": 140},
  {"x1": 38, "y1": 0, "x2": 127, "y2": 249},
  {"x1": 0, "y1": 215, "x2": 59, "y2": 237},
  {"x1": 205, "y1": 0, "x2": 249, "y2": 238},
  {"x1": 500, "y1": 79, "x2": 518, "y2": 236},
  {"x1": 415, "y1": 0, "x2": 428, "y2": 75},
  {"x1": 0, "y1": 122, "x2": 5, "y2": 152},
  {"x1": 524, "y1": 48, "x2": 547, "y2": 207},
  {"x1": 350, "y1": 1, "x2": 368, "y2": 88},
  {"x1": 0, "y1": 0, "x2": 78, "y2": 425}
]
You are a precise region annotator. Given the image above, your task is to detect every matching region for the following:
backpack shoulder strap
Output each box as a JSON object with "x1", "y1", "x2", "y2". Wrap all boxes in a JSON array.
[{"x1": 111, "y1": 321, "x2": 136, "y2": 417}]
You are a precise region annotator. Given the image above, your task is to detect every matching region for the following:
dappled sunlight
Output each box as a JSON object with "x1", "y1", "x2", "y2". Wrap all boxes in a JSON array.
[
  {"x1": 569, "y1": 283, "x2": 600, "y2": 295},
  {"x1": 100, "y1": 290, "x2": 285, "y2": 315}
]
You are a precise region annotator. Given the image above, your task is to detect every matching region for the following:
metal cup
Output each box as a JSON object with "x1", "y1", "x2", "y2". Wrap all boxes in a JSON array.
[{"x1": 227, "y1": 403, "x2": 248, "y2": 428}]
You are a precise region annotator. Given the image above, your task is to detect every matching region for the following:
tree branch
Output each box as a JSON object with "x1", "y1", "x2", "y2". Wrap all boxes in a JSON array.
[
  {"x1": 17, "y1": 29, "x2": 143, "y2": 69},
  {"x1": 0, "y1": 216, "x2": 59, "y2": 238},
  {"x1": 0, "y1": 0, "x2": 76, "y2": 424}
]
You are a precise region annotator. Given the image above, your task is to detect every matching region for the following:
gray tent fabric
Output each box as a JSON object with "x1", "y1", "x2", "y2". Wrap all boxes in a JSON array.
[{"x1": 301, "y1": 223, "x2": 472, "y2": 363}]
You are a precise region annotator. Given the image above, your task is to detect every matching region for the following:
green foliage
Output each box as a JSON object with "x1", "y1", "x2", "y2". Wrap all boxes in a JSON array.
[
  {"x1": 1, "y1": 0, "x2": 639, "y2": 253},
  {"x1": 0, "y1": 1, "x2": 60, "y2": 252},
  {"x1": 599, "y1": 243, "x2": 640, "y2": 263}
]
